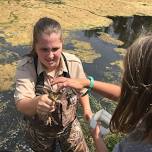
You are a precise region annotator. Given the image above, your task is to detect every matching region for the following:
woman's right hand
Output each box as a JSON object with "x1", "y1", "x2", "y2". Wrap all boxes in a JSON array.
[{"x1": 36, "y1": 94, "x2": 55, "y2": 115}]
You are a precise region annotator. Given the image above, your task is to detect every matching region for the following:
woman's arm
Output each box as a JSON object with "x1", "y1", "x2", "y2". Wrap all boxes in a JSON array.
[
  {"x1": 16, "y1": 95, "x2": 55, "y2": 116},
  {"x1": 79, "y1": 95, "x2": 93, "y2": 122},
  {"x1": 16, "y1": 97, "x2": 38, "y2": 116}
]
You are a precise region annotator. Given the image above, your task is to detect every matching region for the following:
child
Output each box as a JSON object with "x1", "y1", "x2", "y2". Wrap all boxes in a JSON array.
[{"x1": 53, "y1": 34, "x2": 152, "y2": 152}]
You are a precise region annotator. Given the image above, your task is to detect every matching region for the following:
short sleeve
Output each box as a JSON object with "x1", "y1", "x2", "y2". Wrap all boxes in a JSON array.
[
  {"x1": 66, "y1": 54, "x2": 87, "y2": 94},
  {"x1": 72, "y1": 60, "x2": 86, "y2": 79},
  {"x1": 65, "y1": 53, "x2": 86, "y2": 79},
  {"x1": 14, "y1": 58, "x2": 36, "y2": 102}
]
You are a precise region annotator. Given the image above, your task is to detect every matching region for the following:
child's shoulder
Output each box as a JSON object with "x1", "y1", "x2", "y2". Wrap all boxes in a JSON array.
[{"x1": 112, "y1": 130, "x2": 152, "y2": 152}]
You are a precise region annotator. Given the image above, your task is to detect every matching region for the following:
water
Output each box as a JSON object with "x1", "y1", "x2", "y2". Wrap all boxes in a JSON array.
[
  {"x1": 83, "y1": 15, "x2": 152, "y2": 80},
  {"x1": 67, "y1": 30, "x2": 121, "y2": 81},
  {"x1": 1, "y1": 15, "x2": 152, "y2": 151}
]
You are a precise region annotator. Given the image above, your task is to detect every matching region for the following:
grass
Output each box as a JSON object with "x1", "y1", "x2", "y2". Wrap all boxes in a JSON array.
[{"x1": 78, "y1": 95, "x2": 124, "y2": 152}]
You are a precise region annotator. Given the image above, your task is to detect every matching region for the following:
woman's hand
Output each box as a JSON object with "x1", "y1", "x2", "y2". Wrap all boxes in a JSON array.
[
  {"x1": 36, "y1": 94, "x2": 55, "y2": 115},
  {"x1": 52, "y1": 77, "x2": 89, "y2": 91}
]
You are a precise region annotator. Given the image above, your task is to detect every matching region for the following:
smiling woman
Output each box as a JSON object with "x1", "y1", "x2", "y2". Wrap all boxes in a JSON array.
[
  {"x1": 35, "y1": 32, "x2": 63, "y2": 72},
  {"x1": 14, "y1": 17, "x2": 93, "y2": 152}
]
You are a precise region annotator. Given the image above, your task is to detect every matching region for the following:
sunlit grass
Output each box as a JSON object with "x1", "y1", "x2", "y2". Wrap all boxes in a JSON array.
[
  {"x1": 114, "y1": 48, "x2": 126, "y2": 57},
  {"x1": 0, "y1": 62, "x2": 17, "y2": 92},
  {"x1": 98, "y1": 32, "x2": 124, "y2": 46},
  {"x1": 1, "y1": 0, "x2": 152, "y2": 46},
  {"x1": 65, "y1": 39, "x2": 101, "y2": 63}
]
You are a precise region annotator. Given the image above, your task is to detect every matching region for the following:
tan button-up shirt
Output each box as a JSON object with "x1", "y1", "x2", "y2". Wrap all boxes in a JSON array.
[{"x1": 14, "y1": 52, "x2": 86, "y2": 102}]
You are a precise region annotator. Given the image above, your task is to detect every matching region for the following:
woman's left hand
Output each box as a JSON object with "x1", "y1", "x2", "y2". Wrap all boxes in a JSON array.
[{"x1": 83, "y1": 109, "x2": 93, "y2": 122}]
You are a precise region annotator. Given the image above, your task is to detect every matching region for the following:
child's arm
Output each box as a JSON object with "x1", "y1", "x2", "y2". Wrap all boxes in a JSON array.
[
  {"x1": 91, "y1": 124, "x2": 108, "y2": 152},
  {"x1": 53, "y1": 77, "x2": 121, "y2": 101}
]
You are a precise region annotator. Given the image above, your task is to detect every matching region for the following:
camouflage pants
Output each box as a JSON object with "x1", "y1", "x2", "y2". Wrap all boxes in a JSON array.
[{"x1": 25, "y1": 118, "x2": 89, "y2": 152}]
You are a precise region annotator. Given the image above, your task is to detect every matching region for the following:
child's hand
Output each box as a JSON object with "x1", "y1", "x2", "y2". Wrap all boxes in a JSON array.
[
  {"x1": 52, "y1": 77, "x2": 88, "y2": 91},
  {"x1": 90, "y1": 123, "x2": 101, "y2": 140}
]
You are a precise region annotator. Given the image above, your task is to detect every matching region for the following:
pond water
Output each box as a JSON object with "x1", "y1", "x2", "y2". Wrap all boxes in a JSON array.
[
  {"x1": 0, "y1": 15, "x2": 152, "y2": 151},
  {"x1": 83, "y1": 15, "x2": 152, "y2": 81}
]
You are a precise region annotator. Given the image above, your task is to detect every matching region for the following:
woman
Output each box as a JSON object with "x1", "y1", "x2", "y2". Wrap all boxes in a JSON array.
[{"x1": 14, "y1": 17, "x2": 92, "y2": 152}]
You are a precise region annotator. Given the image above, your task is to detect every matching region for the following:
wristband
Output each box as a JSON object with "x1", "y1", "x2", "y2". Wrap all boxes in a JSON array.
[
  {"x1": 87, "y1": 76, "x2": 94, "y2": 93},
  {"x1": 81, "y1": 76, "x2": 94, "y2": 96}
]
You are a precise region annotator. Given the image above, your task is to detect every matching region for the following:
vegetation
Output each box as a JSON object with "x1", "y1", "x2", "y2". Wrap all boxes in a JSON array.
[
  {"x1": 1, "y1": 0, "x2": 151, "y2": 151},
  {"x1": 78, "y1": 95, "x2": 124, "y2": 152}
]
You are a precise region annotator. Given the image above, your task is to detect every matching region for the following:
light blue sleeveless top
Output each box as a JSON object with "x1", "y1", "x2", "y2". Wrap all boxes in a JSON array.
[{"x1": 112, "y1": 128, "x2": 152, "y2": 152}]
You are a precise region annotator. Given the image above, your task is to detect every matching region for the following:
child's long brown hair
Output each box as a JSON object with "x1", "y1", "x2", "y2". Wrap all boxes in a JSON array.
[{"x1": 110, "y1": 34, "x2": 152, "y2": 139}]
